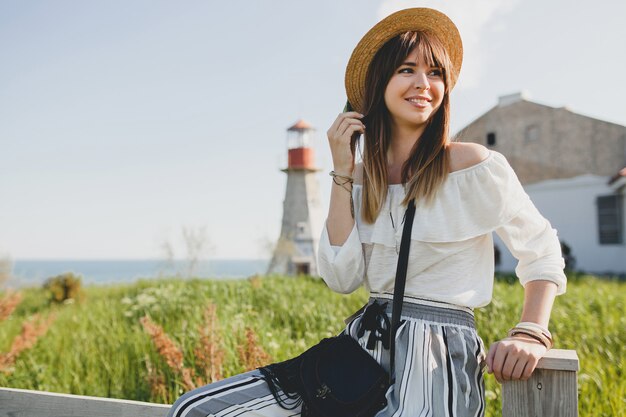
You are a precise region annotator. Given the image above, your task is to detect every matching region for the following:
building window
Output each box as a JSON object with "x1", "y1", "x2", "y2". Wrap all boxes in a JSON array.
[
  {"x1": 295, "y1": 263, "x2": 310, "y2": 275},
  {"x1": 525, "y1": 125, "x2": 539, "y2": 141},
  {"x1": 597, "y1": 195, "x2": 623, "y2": 244},
  {"x1": 487, "y1": 132, "x2": 496, "y2": 146}
]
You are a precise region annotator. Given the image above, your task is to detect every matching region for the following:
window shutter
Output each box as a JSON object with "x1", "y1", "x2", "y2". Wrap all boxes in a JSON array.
[{"x1": 597, "y1": 195, "x2": 623, "y2": 244}]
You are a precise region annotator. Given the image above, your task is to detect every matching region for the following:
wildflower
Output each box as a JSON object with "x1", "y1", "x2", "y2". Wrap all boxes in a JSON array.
[
  {"x1": 0, "y1": 313, "x2": 56, "y2": 374},
  {"x1": 140, "y1": 315, "x2": 196, "y2": 391},
  {"x1": 0, "y1": 291, "x2": 22, "y2": 322},
  {"x1": 145, "y1": 356, "x2": 168, "y2": 402},
  {"x1": 194, "y1": 303, "x2": 225, "y2": 383},
  {"x1": 237, "y1": 327, "x2": 271, "y2": 372}
]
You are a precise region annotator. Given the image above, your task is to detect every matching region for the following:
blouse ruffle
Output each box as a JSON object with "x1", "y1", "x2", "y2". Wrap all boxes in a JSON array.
[
  {"x1": 354, "y1": 151, "x2": 529, "y2": 246},
  {"x1": 317, "y1": 149, "x2": 567, "y2": 303}
]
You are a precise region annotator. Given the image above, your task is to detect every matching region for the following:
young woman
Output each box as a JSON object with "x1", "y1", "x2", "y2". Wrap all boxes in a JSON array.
[{"x1": 168, "y1": 8, "x2": 566, "y2": 417}]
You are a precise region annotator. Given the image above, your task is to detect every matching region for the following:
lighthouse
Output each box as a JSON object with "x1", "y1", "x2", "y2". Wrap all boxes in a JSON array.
[{"x1": 266, "y1": 120, "x2": 325, "y2": 276}]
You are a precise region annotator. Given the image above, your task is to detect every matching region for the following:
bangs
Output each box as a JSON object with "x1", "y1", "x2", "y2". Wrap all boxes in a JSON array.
[
  {"x1": 364, "y1": 29, "x2": 453, "y2": 112},
  {"x1": 395, "y1": 31, "x2": 451, "y2": 85}
]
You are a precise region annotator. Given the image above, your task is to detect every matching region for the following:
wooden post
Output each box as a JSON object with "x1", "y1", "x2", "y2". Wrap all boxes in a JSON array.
[{"x1": 502, "y1": 349, "x2": 579, "y2": 417}]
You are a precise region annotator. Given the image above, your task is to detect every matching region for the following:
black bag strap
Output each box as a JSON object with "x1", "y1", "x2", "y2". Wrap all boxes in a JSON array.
[{"x1": 389, "y1": 198, "x2": 416, "y2": 383}]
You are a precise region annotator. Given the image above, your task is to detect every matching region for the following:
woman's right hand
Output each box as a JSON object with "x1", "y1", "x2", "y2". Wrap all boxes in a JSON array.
[{"x1": 326, "y1": 111, "x2": 365, "y2": 175}]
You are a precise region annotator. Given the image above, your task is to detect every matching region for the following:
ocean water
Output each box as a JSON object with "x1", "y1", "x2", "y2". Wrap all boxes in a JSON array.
[{"x1": 8, "y1": 259, "x2": 270, "y2": 288}]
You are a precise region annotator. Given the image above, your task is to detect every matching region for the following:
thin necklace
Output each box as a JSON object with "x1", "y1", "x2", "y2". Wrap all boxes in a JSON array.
[{"x1": 389, "y1": 209, "x2": 407, "y2": 254}]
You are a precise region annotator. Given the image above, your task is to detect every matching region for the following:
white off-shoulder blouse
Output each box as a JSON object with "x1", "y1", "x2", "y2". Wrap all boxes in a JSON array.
[{"x1": 317, "y1": 150, "x2": 567, "y2": 308}]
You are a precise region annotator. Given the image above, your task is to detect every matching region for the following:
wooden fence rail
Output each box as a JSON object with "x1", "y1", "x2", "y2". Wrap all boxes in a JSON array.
[
  {"x1": 0, "y1": 349, "x2": 579, "y2": 417},
  {"x1": 0, "y1": 388, "x2": 169, "y2": 417}
]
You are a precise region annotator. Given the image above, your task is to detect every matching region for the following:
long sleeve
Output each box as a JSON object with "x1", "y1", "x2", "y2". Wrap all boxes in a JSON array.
[
  {"x1": 317, "y1": 220, "x2": 365, "y2": 294},
  {"x1": 495, "y1": 197, "x2": 567, "y2": 295}
]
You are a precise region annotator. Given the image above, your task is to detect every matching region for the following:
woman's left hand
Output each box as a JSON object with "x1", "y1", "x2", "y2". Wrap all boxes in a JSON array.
[{"x1": 485, "y1": 335, "x2": 547, "y2": 383}]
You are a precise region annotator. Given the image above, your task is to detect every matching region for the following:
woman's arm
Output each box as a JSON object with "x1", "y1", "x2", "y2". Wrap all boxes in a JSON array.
[
  {"x1": 518, "y1": 279, "x2": 558, "y2": 328},
  {"x1": 326, "y1": 171, "x2": 356, "y2": 245},
  {"x1": 325, "y1": 111, "x2": 364, "y2": 244},
  {"x1": 317, "y1": 112, "x2": 366, "y2": 294},
  {"x1": 486, "y1": 280, "x2": 558, "y2": 383},
  {"x1": 487, "y1": 153, "x2": 566, "y2": 383}
]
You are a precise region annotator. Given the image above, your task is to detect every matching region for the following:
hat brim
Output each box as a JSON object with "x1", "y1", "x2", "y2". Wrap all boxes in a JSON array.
[{"x1": 345, "y1": 8, "x2": 463, "y2": 115}]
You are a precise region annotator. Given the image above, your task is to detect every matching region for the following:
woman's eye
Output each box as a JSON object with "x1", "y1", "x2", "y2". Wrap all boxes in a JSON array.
[
  {"x1": 399, "y1": 67, "x2": 413, "y2": 73},
  {"x1": 429, "y1": 68, "x2": 443, "y2": 76}
]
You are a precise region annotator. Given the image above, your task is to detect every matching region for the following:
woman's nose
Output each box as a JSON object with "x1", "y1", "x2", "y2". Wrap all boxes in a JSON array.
[{"x1": 414, "y1": 74, "x2": 430, "y2": 90}]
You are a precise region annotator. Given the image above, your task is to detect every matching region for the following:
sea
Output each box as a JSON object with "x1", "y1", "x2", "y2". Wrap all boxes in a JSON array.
[{"x1": 7, "y1": 259, "x2": 270, "y2": 288}]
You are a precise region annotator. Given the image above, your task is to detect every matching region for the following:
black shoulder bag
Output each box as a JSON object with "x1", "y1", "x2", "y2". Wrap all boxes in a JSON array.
[{"x1": 259, "y1": 199, "x2": 416, "y2": 417}]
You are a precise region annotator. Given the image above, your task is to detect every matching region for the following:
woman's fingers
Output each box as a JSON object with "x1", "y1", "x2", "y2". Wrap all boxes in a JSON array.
[
  {"x1": 327, "y1": 112, "x2": 365, "y2": 172},
  {"x1": 490, "y1": 343, "x2": 509, "y2": 383},
  {"x1": 338, "y1": 120, "x2": 365, "y2": 138},
  {"x1": 328, "y1": 111, "x2": 362, "y2": 132},
  {"x1": 327, "y1": 112, "x2": 364, "y2": 140},
  {"x1": 511, "y1": 359, "x2": 528, "y2": 381},
  {"x1": 521, "y1": 355, "x2": 540, "y2": 380},
  {"x1": 487, "y1": 338, "x2": 546, "y2": 383},
  {"x1": 501, "y1": 354, "x2": 519, "y2": 381}
]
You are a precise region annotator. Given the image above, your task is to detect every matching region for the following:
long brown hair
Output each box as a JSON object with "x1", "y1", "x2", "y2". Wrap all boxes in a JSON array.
[{"x1": 358, "y1": 31, "x2": 452, "y2": 224}]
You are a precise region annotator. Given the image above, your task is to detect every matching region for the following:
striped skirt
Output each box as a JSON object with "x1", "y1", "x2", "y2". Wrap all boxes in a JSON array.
[{"x1": 168, "y1": 294, "x2": 487, "y2": 417}]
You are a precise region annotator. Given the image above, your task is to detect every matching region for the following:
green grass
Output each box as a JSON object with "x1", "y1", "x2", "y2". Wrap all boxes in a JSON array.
[{"x1": 0, "y1": 273, "x2": 624, "y2": 416}]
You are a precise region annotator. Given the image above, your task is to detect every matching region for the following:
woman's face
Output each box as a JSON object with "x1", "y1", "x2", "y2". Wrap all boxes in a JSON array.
[{"x1": 383, "y1": 47, "x2": 445, "y2": 132}]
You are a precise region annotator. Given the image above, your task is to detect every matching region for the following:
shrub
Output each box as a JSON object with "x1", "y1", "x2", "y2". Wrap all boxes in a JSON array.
[{"x1": 43, "y1": 273, "x2": 83, "y2": 303}]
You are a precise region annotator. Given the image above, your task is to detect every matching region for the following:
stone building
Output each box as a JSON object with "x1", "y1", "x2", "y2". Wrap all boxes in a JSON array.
[
  {"x1": 456, "y1": 91, "x2": 626, "y2": 185},
  {"x1": 457, "y1": 92, "x2": 626, "y2": 276}
]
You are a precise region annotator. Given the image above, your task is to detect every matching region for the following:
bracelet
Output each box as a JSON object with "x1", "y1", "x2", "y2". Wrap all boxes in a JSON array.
[
  {"x1": 508, "y1": 330, "x2": 550, "y2": 348},
  {"x1": 516, "y1": 322, "x2": 551, "y2": 338},
  {"x1": 507, "y1": 327, "x2": 553, "y2": 349},
  {"x1": 507, "y1": 324, "x2": 553, "y2": 342},
  {"x1": 329, "y1": 170, "x2": 354, "y2": 182},
  {"x1": 332, "y1": 176, "x2": 352, "y2": 189},
  {"x1": 511, "y1": 322, "x2": 553, "y2": 345},
  {"x1": 329, "y1": 171, "x2": 354, "y2": 219}
]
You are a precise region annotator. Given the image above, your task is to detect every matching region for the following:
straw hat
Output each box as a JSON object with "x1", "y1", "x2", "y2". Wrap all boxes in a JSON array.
[{"x1": 345, "y1": 8, "x2": 463, "y2": 114}]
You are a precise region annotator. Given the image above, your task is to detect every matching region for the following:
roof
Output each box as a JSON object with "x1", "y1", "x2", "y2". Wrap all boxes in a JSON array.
[
  {"x1": 495, "y1": 92, "x2": 626, "y2": 128},
  {"x1": 288, "y1": 119, "x2": 314, "y2": 131}
]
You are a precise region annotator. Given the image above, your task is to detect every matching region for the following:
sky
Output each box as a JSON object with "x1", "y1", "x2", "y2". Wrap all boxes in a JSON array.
[{"x1": 1, "y1": 0, "x2": 625, "y2": 261}]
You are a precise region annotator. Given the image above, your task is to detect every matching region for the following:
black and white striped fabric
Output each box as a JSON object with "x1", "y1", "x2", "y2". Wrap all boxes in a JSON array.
[{"x1": 168, "y1": 294, "x2": 487, "y2": 417}]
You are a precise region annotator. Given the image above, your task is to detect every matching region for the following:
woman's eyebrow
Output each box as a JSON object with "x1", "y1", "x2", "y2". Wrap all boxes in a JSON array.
[{"x1": 400, "y1": 62, "x2": 440, "y2": 68}]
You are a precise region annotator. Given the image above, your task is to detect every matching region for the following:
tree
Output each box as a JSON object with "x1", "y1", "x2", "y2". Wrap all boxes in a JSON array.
[{"x1": 158, "y1": 226, "x2": 215, "y2": 278}]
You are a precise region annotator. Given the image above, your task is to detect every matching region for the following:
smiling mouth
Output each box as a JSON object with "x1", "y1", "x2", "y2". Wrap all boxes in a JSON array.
[{"x1": 406, "y1": 98, "x2": 429, "y2": 108}]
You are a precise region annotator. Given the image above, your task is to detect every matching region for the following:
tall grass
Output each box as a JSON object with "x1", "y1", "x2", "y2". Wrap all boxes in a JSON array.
[{"x1": 0, "y1": 274, "x2": 623, "y2": 416}]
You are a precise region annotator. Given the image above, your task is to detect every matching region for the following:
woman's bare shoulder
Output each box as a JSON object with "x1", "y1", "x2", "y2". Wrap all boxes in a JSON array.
[{"x1": 447, "y1": 142, "x2": 490, "y2": 173}]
